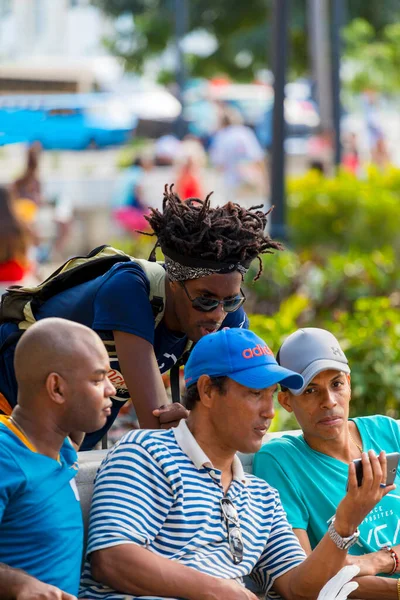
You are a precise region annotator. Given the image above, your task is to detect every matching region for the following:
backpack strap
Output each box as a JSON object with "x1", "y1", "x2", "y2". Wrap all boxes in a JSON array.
[
  {"x1": 135, "y1": 259, "x2": 167, "y2": 327},
  {"x1": 169, "y1": 343, "x2": 193, "y2": 404},
  {"x1": 170, "y1": 363, "x2": 181, "y2": 404}
]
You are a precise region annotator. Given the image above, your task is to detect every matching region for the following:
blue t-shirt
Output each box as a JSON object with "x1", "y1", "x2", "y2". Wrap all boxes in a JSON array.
[
  {"x1": 0, "y1": 416, "x2": 83, "y2": 595},
  {"x1": 253, "y1": 415, "x2": 400, "y2": 559},
  {"x1": 0, "y1": 262, "x2": 248, "y2": 448}
]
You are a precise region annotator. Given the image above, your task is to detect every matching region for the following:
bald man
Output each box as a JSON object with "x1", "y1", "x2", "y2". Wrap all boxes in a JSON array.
[{"x1": 0, "y1": 318, "x2": 115, "y2": 600}]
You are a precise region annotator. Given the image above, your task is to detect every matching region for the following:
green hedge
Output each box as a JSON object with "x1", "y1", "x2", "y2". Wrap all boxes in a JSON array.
[
  {"x1": 245, "y1": 246, "x2": 400, "y2": 317},
  {"x1": 287, "y1": 167, "x2": 400, "y2": 254}
]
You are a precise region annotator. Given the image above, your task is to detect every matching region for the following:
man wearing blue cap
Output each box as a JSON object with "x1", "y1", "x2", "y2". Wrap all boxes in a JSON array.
[{"x1": 80, "y1": 328, "x2": 393, "y2": 600}]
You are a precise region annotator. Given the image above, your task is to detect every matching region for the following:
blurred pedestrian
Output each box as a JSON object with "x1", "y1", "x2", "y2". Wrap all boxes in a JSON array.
[
  {"x1": 342, "y1": 132, "x2": 360, "y2": 176},
  {"x1": 11, "y1": 142, "x2": 42, "y2": 209},
  {"x1": 371, "y1": 136, "x2": 390, "y2": 170},
  {"x1": 140, "y1": 137, "x2": 180, "y2": 211},
  {"x1": 175, "y1": 135, "x2": 207, "y2": 200},
  {"x1": 0, "y1": 186, "x2": 34, "y2": 290},
  {"x1": 112, "y1": 155, "x2": 151, "y2": 211},
  {"x1": 363, "y1": 90, "x2": 391, "y2": 170},
  {"x1": 209, "y1": 107, "x2": 267, "y2": 206},
  {"x1": 154, "y1": 134, "x2": 181, "y2": 167},
  {"x1": 307, "y1": 128, "x2": 334, "y2": 175},
  {"x1": 112, "y1": 154, "x2": 153, "y2": 235}
]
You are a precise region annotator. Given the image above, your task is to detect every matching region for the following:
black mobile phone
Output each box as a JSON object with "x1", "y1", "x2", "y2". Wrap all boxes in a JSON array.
[{"x1": 352, "y1": 452, "x2": 400, "y2": 487}]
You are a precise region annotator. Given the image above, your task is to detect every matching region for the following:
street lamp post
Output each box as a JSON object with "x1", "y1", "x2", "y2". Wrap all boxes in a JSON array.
[
  {"x1": 331, "y1": 0, "x2": 345, "y2": 167},
  {"x1": 175, "y1": 0, "x2": 188, "y2": 140},
  {"x1": 270, "y1": 0, "x2": 290, "y2": 242},
  {"x1": 308, "y1": 0, "x2": 333, "y2": 133}
]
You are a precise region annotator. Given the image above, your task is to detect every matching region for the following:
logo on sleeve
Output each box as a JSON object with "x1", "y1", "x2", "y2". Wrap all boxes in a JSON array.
[
  {"x1": 157, "y1": 352, "x2": 178, "y2": 373},
  {"x1": 107, "y1": 368, "x2": 130, "y2": 400},
  {"x1": 69, "y1": 478, "x2": 80, "y2": 501}
]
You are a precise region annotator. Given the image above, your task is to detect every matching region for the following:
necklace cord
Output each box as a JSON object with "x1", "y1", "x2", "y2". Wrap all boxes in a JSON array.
[{"x1": 349, "y1": 430, "x2": 363, "y2": 454}]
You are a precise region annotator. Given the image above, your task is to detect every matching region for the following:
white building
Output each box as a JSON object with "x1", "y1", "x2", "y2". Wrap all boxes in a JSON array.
[
  {"x1": 0, "y1": 0, "x2": 114, "y2": 60},
  {"x1": 0, "y1": 0, "x2": 123, "y2": 92}
]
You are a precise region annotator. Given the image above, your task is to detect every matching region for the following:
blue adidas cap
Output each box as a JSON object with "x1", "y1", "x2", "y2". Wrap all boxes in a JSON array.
[{"x1": 184, "y1": 328, "x2": 304, "y2": 391}]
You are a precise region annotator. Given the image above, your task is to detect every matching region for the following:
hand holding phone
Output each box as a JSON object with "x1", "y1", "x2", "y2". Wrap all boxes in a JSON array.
[
  {"x1": 352, "y1": 452, "x2": 400, "y2": 487},
  {"x1": 336, "y1": 450, "x2": 396, "y2": 537}
]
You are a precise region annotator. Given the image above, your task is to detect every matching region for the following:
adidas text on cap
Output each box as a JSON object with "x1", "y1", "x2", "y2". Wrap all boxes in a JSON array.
[{"x1": 184, "y1": 328, "x2": 304, "y2": 391}]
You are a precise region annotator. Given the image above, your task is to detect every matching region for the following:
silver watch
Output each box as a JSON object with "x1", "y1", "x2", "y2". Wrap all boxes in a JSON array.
[{"x1": 328, "y1": 517, "x2": 360, "y2": 550}]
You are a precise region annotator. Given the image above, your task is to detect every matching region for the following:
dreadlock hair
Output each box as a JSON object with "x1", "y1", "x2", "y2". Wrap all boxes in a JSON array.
[{"x1": 141, "y1": 184, "x2": 283, "y2": 281}]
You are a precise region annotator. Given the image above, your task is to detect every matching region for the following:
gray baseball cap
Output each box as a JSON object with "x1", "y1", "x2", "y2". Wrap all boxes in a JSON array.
[{"x1": 277, "y1": 328, "x2": 350, "y2": 395}]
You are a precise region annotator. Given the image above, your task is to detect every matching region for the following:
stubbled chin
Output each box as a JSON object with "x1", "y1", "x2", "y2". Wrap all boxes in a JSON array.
[
  {"x1": 199, "y1": 326, "x2": 217, "y2": 338},
  {"x1": 188, "y1": 325, "x2": 218, "y2": 343}
]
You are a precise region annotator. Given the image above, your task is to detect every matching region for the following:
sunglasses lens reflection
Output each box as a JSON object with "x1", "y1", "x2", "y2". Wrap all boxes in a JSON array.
[
  {"x1": 193, "y1": 297, "x2": 219, "y2": 311},
  {"x1": 193, "y1": 296, "x2": 244, "y2": 313},
  {"x1": 222, "y1": 297, "x2": 244, "y2": 312},
  {"x1": 220, "y1": 498, "x2": 244, "y2": 564},
  {"x1": 229, "y1": 527, "x2": 244, "y2": 564},
  {"x1": 222, "y1": 501, "x2": 238, "y2": 522}
]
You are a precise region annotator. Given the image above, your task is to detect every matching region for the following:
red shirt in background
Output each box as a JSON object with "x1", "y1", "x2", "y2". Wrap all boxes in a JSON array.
[{"x1": 0, "y1": 259, "x2": 28, "y2": 282}]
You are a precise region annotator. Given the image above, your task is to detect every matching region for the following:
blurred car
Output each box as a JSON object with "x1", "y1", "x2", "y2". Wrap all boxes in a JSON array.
[
  {"x1": 184, "y1": 79, "x2": 320, "y2": 150},
  {"x1": 183, "y1": 80, "x2": 272, "y2": 142},
  {"x1": 0, "y1": 93, "x2": 136, "y2": 150},
  {"x1": 256, "y1": 97, "x2": 320, "y2": 150},
  {"x1": 208, "y1": 82, "x2": 274, "y2": 126},
  {"x1": 103, "y1": 76, "x2": 182, "y2": 138}
]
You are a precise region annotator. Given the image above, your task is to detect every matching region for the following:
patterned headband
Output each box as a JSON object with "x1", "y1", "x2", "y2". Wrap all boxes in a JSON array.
[{"x1": 164, "y1": 256, "x2": 248, "y2": 282}]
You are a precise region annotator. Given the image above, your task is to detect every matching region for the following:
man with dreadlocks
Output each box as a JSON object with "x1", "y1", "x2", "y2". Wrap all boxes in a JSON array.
[{"x1": 0, "y1": 185, "x2": 281, "y2": 450}]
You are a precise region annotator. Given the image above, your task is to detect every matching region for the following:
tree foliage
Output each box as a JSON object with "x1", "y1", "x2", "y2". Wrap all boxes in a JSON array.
[
  {"x1": 343, "y1": 18, "x2": 400, "y2": 93},
  {"x1": 345, "y1": 0, "x2": 400, "y2": 33},
  {"x1": 93, "y1": 0, "x2": 307, "y2": 80},
  {"x1": 93, "y1": 0, "x2": 400, "y2": 82}
]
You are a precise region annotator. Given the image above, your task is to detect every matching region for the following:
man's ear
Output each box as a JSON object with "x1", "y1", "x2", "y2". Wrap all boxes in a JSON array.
[
  {"x1": 277, "y1": 390, "x2": 294, "y2": 413},
  {"x1": 197, "y1": 375, "x2": 214, "y2": 409},
  {"x1": 346, "y1": 373, "x2": 351, "y2": 399},
  {"x1": 46, "y1": 372, "x2": 66, "y2": 406},
  {"x1": 169, "y1": 280, "x2": 180, "y2": 293}
]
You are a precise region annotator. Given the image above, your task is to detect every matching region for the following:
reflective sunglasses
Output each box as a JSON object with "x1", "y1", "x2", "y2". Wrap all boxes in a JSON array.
[
  {"x1": 220, "y1": 497, "x2": 244, "y2": 564},
  {"x1": 180, "y1": 281, "x2": 246, "y2": 313}
]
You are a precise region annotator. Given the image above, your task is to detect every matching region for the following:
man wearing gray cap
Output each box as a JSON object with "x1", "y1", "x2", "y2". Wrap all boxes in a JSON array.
[{"x1": 254, "y1": 327, "x2": 400, "y2": 598}]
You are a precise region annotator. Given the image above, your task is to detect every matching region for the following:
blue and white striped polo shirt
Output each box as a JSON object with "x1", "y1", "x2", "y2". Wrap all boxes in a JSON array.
[{"x1": 79, "y1": 420, "x2": 305, "y2": 600}]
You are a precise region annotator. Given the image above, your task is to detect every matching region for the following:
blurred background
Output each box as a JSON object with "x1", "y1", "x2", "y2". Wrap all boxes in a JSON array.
[{"x1": 1, "y1": 0, "x2": 399, "y2": 437}]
